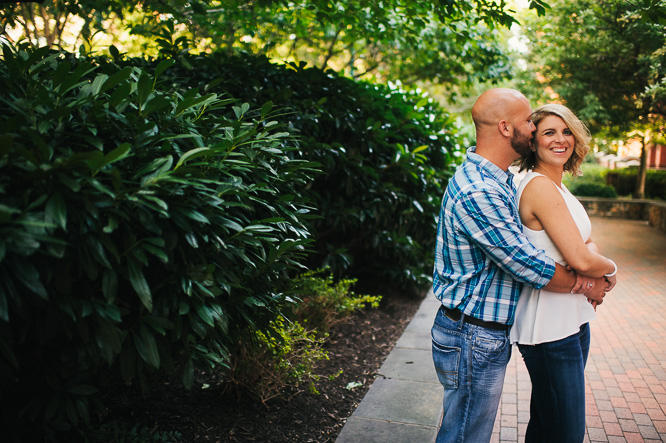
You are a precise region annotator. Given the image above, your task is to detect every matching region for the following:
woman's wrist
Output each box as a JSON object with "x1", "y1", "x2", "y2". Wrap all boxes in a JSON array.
[{"x1": 605, "y1": 259, "x2": 617, "y2": 277}]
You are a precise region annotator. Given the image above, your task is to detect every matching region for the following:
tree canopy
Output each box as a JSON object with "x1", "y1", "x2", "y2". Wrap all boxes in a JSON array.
[
  {"x1": 2, "y1": 0, "x2": 550, "y2": 88},
  {"x1": 519, "y1": 0, "x2": 666, "y2": 197},
  {"x1": 522, "y1": 0, "x2": 665, "y2": 129}
]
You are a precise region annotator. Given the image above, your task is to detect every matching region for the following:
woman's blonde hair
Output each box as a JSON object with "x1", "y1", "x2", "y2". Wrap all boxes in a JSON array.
[{"x1": 517, "y1": 103, "x2": 590, "y2": 176}]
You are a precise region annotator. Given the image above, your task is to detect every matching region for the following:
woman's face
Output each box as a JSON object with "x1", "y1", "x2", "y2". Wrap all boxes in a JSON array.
[{"x1": 533, "y1": 115, "x2": 575, "y2": 168}]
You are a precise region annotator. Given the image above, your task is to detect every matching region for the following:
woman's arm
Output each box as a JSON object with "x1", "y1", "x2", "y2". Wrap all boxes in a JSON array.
[
  {"x1": 587, "y1": 238, "x2": 617, "y2": 290},
  {"x1": 520, "y1": 176, "x2": 616, "y2": 278}
]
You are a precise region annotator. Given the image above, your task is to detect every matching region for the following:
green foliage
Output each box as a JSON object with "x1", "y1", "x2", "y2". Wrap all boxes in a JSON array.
[
  {"x1": 130, "y1": 51, "x2": 457, "y2": 291},
  {"x1": 521, "y1": 0, "x2": 666, "y2": 131},
  {"x1": 86, "y1": 422, "x2": 182, "y2": 443},
  {"x1": 569, "y1": 182, "x2": 618, "y2": 198},
  {"x1": 0, "y1": 41, "x2": 460, "y2": 438},
  {"x1": 0, "y1": 43, "x2": 318, "y2": 439},
  {"x1": 289, "y1": 269, "x2": 382, "y2": 333},
  {"x1": 227, "y1": 318, "x2": 329, "y2": 402},
  {"x1": 2, "y1": 0, "x2": 548, "y2": 87},
  {"x1": 226, "y1": 268, "x2": 378, "y2": 402},
  {"x1": 564, "y1": 162, "x2": 617, "y2": 198},
  {"x1": 606, "y1": 169, "x2": 666, "y2": 200}
]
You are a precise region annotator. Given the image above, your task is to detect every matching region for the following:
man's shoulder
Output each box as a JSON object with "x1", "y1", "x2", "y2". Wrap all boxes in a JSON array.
[{"x1": 449, "y1": 161, "x2": 503, "y2": 197}]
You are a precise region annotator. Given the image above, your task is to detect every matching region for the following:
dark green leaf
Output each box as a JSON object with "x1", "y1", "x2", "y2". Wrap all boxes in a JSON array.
[{"x1": 127, "y1": 258, "x2": 152, "y2": 311}]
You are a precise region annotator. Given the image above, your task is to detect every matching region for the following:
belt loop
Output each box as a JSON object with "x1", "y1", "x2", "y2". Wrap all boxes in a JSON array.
[{"x1": 456, "y1": 310, "x2": 464, "y2": 330}]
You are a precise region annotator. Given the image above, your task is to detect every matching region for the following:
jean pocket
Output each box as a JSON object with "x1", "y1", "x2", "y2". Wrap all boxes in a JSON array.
[
  {"x1": 431, "y1": 340, "x2": 461, "y2": 389},
  {"x1": 472, "y1": 332, "x2": 510, "y2": 368}
]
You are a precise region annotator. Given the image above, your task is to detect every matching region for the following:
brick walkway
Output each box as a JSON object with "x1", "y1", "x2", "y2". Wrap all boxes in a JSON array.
[{"x1": 494, "y1": 218, "x2": 666, "y2": 442}]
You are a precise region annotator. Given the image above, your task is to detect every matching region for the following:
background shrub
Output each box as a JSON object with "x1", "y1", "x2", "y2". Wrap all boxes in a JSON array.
[
  {"x1": 568, "y1": 182, "x2": 618, "y2": 198},
  {"x1": 0, "y1": 44, "x2": 318, "y2": 439},
  {"x1": 606, "y1": 168, "x2": 666, "y2": 200},
  {"x1": 564, "y1": 161, "x2": 618, "y2": 198}
]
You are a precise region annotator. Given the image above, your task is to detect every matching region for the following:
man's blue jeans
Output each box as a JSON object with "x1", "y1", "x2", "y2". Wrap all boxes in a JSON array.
[
  {"x1": 518, "y1": 323, "x2": 591, "y2": 443},
  {"x1": 431, "y1": 306, "x2": 511, "y2": 443}
]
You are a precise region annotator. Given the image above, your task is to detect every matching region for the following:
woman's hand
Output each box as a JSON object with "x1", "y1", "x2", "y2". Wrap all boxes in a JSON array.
[
  {"x1": 604, "y1": 274, "x2": 617, "y2": 291},
  {"x1": 575, "y1": 273, "x2": 608, "y2": 304}
]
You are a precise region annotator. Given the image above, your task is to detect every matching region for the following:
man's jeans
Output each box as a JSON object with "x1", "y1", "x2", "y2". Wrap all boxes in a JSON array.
[
  {"x1": 518, "y1": 323, "x2": 590, "y2": 443},
  {"x1": 431, "y1": 305, "x2": 511, "y2": 443}
]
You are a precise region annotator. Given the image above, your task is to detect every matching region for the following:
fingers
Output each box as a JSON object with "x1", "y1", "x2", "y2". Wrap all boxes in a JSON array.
[
  {"x1": 605, "y1": 275, "x2": 617, "y2": 291},
  {"x1": 571, "y1": 271, "x2": 584, "y2": 293}
]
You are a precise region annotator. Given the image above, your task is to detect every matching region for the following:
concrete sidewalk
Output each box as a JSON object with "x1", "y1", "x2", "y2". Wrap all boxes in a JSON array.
[{"x1": 336, "y1": 217, "x2": 666, "y2": 442}]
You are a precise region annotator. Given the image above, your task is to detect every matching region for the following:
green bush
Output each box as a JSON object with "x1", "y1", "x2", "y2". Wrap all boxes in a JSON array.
[
  {"x1": 289, "y1": 269, "x2": 381, "y2": 333},
  {"x1": 227, "y1": 317, "x2": 329, "y2": 403},
  {"x1": 0, "y1": 44, "x2": 318, "y2": 439},
  {"x1": 564, "y1": 162, "x2": 617, "y2": 198},
  {"x1": 225, "y1": 269, "x2": 378, "y2": 402},
  {"x1": 124, "y1": 51, "x2": 458, "y2": 293},
  {"x1": 606, "y1": 168, "x2": 666, "y2": 200},
  {"x1": 569, "y1": 182, "x2": 618, "y2": 198}
]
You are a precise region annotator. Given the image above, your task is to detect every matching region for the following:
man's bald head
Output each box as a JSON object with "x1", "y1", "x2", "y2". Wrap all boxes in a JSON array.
[
  {"x1": 471, "y1": 88, "x2": 531, "y2": 131},
  {"x1": 470, "y1": 88, "x2": 535, "y2": 169}
]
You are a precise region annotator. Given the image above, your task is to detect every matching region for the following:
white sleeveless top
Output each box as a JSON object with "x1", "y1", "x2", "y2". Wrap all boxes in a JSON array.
[{"x1": 510, "y1": 172, "x2": 596, "y2": 345}]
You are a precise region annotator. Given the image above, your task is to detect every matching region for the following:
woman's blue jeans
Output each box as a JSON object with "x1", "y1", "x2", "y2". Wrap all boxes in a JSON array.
[
  {"x1": 518, "y1": 323, "x2": 591, "y2": 443},
  {"x1": 431, "y1": 306, "x2": 511, "y2": 443}
]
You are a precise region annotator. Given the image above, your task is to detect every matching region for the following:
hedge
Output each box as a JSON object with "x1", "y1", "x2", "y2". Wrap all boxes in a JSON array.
[{"x1": 606, "y1": 168, "x2": 666, "y2": 200}]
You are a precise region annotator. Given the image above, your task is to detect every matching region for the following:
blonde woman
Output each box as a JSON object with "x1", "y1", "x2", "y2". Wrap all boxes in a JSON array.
[{"x1": 511, "y1": 104, "x2": 617, "y2": 442}]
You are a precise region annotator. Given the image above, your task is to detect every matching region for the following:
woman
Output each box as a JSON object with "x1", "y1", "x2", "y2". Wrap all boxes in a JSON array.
[{"x1": 510, "y1": 104, "x2": 617, "y2": 442}]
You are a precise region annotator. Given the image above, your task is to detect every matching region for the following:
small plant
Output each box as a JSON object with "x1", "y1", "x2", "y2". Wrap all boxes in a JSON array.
[
  {"x1": 289, "y1": 269, "x2": 382, "y2": 333},
  {"x1": 227, "y1": 318, "x2": 329, "y2": 403},
  {"x1": 85, "y1": 422, "x2": 182, "y2": 442}
]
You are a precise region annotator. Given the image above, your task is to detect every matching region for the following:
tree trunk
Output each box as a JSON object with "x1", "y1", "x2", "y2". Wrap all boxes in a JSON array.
[{"x1": 633, "y1": 131, "x2": 650, "y2": 199}]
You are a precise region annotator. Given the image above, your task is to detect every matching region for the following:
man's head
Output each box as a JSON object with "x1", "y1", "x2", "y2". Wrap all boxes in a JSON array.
[{"x1": 471, "y1": 88, "x2": 536, "y2": 169}]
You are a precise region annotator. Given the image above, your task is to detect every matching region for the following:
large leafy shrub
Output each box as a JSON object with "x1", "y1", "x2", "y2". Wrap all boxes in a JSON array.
[
  {"x1": 116, "y1": 51, "x2": 459, "y2": 293},
  {"x1": 0, "y1": 44, "x2": 318, "y2": 439}
]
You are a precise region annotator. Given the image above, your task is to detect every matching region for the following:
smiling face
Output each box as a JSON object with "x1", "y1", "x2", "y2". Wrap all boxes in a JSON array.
[{"x1": 533, "y1": 115, "x2": 575, "y2": 169}]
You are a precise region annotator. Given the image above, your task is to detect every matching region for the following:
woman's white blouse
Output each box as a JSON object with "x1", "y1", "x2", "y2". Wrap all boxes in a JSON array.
[{"x1": 510, "y1": 172, "x2": 596, "y2": 345}]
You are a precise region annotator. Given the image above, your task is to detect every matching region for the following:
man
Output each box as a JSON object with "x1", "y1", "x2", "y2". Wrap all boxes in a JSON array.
[{"x1": 431, "y1": 88, "x2": 608, "y2": 443}]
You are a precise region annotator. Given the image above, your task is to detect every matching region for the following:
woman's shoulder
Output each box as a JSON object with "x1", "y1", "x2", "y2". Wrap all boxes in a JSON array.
[{"x1": 517, "y1": 171, "x2": 552, "y2": 196}]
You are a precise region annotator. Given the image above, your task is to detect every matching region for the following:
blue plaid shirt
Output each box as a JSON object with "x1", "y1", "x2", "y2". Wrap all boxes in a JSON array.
[{"x1": 433, "y1": 147, "x2": 556, "y2": 325}]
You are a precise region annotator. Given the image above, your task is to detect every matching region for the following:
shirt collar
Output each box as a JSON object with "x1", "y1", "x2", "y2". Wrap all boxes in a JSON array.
[{"x1": 466, "y1": 146, "x2": 515, "y2": 189}]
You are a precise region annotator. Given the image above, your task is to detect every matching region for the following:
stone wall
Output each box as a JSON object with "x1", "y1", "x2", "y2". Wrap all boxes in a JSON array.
[{"x1": 578, "y1": 197, "x2": 666, "y2": 233}]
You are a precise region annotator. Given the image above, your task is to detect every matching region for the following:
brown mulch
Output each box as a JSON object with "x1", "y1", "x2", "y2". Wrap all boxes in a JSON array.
[{"x1": 100, "y1": 292, "x2": 424, "y2": 442}]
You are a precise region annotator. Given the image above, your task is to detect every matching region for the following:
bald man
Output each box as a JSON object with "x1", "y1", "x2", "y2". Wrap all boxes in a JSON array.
[{"x1": 431, "y1": 89, "x2": 607, "y2": 442}]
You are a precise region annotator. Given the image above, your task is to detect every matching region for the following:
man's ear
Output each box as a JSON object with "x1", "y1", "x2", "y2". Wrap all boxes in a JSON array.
[{"x1": 498, "y1": 120, "x2": 511, "y2": 137}]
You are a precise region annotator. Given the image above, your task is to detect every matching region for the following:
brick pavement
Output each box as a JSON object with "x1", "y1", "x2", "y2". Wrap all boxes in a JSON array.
[{"x1": 493, "y1": 218, "x2": 666, "y2": 443}]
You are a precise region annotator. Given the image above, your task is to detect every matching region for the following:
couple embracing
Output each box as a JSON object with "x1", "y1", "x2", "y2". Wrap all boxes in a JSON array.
[{"x1": 432, "y1": 88, "x2": 618, "y2": 443}]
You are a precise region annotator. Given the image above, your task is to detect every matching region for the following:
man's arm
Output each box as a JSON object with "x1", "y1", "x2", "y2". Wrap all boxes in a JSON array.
[{"x1": 544, "y1": 263, "x2": 608, "y2": 304}]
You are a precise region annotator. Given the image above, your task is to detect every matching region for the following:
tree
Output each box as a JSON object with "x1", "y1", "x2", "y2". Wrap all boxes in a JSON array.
[
  {"x1": 519, "y1": 0, "x2": 666, "y2": 198},
  {"x1": 2, "y1": 0, "x2": 550, "y2": 88}
]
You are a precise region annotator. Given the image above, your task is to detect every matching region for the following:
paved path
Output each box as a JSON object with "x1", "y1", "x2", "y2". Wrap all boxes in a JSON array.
[{"x1": 336, "y1": 217, "x2": 666, "y2": 442}]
